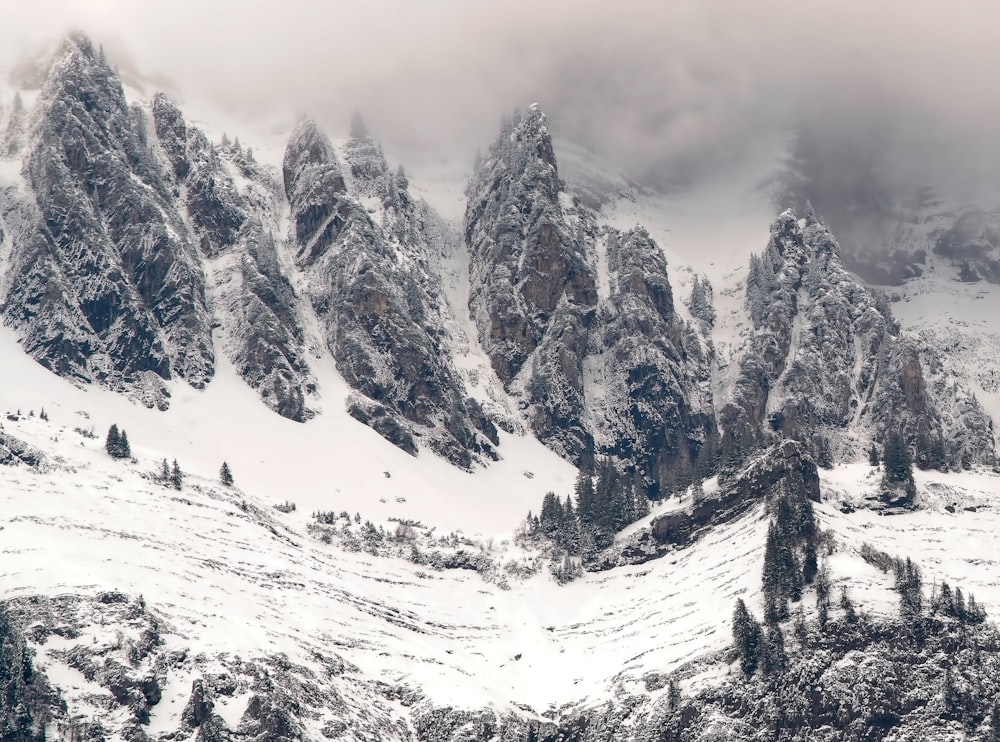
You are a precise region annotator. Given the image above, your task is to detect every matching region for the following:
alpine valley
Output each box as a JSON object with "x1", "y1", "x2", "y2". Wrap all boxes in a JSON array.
[{"x1": 2, "y1": 32, "x2": 1000, "y2": 742}]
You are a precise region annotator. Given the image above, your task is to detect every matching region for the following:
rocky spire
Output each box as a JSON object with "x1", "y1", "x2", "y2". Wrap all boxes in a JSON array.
[{"x1": 1, "y1": 31, "x2": 213, "y2": 406}]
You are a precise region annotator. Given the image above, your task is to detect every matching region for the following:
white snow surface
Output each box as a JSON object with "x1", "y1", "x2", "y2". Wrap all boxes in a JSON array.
[{"x1": 4, "y1": 329, "x2": 1000, "y2": 722}]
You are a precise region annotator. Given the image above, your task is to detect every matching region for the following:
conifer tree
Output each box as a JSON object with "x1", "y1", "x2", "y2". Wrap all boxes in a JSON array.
[
  {"x1": 802, "y1": 538, "x2": 818, "y2": 585},
  {"x1": 761, "y1": 623, "x2": 787, "y2": 675},
  {"x1": 868, "y1": 443, "x2": 880, "y2": 467},
  {"x1": 574, "y1": 468, "x2": 596, "y2": 526},
  {"x1": 105, "y1": 424, "x2": 121, "y2": 457},
  {"x1": 815, "y1": 563, "x2": 832, "y2": 628},
  {"x1": 160, "y1": 458, "x2": 170, "y2": 483},
  {"x1": 667, "y1": 678, "x2": 681, "y2": 710},
  {"x1": 171, "y1": 459, "x2": 183, "y2": 490},
  {"x1": 0, "y1": 605, "x2": 39, "y2": 736},
  {"x1": 220, "y1": 461, "x2": 234, "y2": 487},
  {"x1": 732, "y1": 599, "x2": 762, "y2": 675},
  {"x1": 119, "y1": 430, "x2": 131, "y2": 459},
  {"x1": 882, "y1": 429, "x2": 916, "y2": 502}
]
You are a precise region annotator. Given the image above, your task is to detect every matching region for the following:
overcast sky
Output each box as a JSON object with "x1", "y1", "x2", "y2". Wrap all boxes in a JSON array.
[{"x1": 5, "y1": 0, "x2": 1000, "y2": 192}]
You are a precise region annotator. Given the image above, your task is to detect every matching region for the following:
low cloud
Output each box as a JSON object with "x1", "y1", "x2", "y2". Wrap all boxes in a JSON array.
[{"x1": 4, "y1": 0, "x2": 1000, "y2": 197}]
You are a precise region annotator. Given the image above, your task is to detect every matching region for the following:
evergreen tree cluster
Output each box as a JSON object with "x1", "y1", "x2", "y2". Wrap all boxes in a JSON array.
[
  {"x1": 731, "y1": 598, "x2": 789, "y2": 677},
  {"x1": 0, "y1": 605, "x2": 49, "y2": 740},
  {"x1": 716, "y1": 592, "x2": 1000, "y2": 739},
  {"x1": 894, "y1": 557, "x2": 923, "y2": 622},
  {"x1": 761, "y1": 476, "x2": 818, "y2": 623},
  {"x1": 526, "y1": 459, "x2": 649, "y2": 559},
  {"x1": 158, "y1": 458, "x2": 183, "y2": 490},
  {"x1": 932, "y1": 580, "x2": 988, "y2": 625},
  {"x1": 104, "y1": 423, "x2": 131, "y2": 459}
]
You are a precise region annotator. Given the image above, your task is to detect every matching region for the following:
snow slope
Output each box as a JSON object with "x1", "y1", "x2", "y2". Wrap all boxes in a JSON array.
[{"x1": 4, "y1": 346, "x2": 999, "y2": 718}]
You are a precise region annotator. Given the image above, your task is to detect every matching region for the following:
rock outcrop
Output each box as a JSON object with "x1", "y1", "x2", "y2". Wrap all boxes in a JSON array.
[
  {"x1": 727, "y1": 208, "x2": 996, "y2": 469},
  {"x1": 284, "y1": 120, "x2": 497, "y2": 466},
  {"x1": 465, "y1": 105, "x2": 715, "y2": 491},
  {"x1": 1, "y1": 34, "x2": 214, "y2": 407},
  {"x1": 149, "y1": 94, "x2": 317, "y2": 421}
]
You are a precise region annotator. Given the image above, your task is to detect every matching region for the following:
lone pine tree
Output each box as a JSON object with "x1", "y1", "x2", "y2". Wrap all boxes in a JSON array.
[
  {"x1": 220, "y1": 461, "x2": 234, "y2": 486},
  {"x1": 732, "y1": 598, "x2": 763, "y2": 675},
  {"x1": 882, "y1": 429, "x2": 916, "y2": 503}
]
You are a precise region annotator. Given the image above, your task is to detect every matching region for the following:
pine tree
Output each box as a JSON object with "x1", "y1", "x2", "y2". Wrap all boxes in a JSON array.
[
  {"x1": 0, "y1": 604, "x2": 41, "y2": 736},
  {"x1": 868, "y1": 442, "x2": 880, "y2": 467},
  {"x1": 667, "y1": 678, "x2": 681, "y2": 710},
  {"x1": 732, "y1": 599, "x2": 762, "y2": 675},
  {"x1": 896, "y1": 557, "x2": 923, "y2": 622},
  {"x1": 813, "y1": 436, "x2": 833, "y2": 469},
  {"x1": 882, "y1": 429, "x2": 916, "y2": 502},
  {"x1": 171, "y1": 459, "x2": 183, "y2": 490},
  {"x1": 761, "y1": 623, "x2": 787, "y2": 675},
  {"x1": 942, "y1": 666, "x2": 961, "y2": 719},
  {"x1": 802, "y1": 538, "x2": 818, "y2": 585},
  {"x1": 104, "y1": 424, "x2": 131, "y2": 459},
  {"x1": 574, "y1": 468, "x2": 596, "y2": 526},
  {"x1": 105, "y1": 424, "x2": 121, "y2": 457},
  {"x1": 220, "y1": 461, "x2": 234, "y2": 487},
  {"x1": 160, "y1": 458, "x2": 170, "y2": 483},
  {"x1": 839, "y1": 587, "x2": 857, "y2": 623},
  {"x1": 816, "y1": 563, "x2": 831, "y2": 628}
]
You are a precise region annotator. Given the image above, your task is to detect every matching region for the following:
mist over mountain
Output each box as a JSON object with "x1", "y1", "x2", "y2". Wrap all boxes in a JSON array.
[
  {"x1": 3, "y1": 8, "x2": 1000, "y2": 742},
  {"x1": 6, "y1": 1, "x2": 1000, "y2": 202}
]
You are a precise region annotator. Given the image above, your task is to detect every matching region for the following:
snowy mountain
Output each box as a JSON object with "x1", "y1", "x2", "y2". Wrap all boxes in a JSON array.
[{"x1": 1, "y1": 31, "x2": 1000, "y2": 742}]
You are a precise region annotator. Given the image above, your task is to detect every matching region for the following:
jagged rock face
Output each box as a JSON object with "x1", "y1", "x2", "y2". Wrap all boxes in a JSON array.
[
  {"x1": 465, "y1": 106, "x2": 598, "y2": 466},
  {"x1": 284, "y1": 120, "x2": 497, "y2": 465},
  {"x1": 466, "y1": 106, "x2": 714, "y2": 488},
  {"x1": 1, "y1": 34, "x2": 213, "y2": 406},
  {"x1": 651, "y1": 439, "x2": 819, "y2": 545},
  {"x1": 148, "y1": 94, "x2": 316, "y2": 421},
  {"x1": 590, "y1": 227, "x2": 716, "y2": 495},
  {"x1": 151, "y1": 93, "x2": 247, "y2": 258},
  {"x1": 727, "y1": 209, "x2": 996, "y2": 468},
  {"x1": 465, "y1": 105, "x2": 598, "y2": 388}
]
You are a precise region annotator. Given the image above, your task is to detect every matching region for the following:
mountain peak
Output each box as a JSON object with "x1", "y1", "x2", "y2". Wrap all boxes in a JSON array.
[{"x1": 282, "y1": 117, "x2": 341, "y2": 200}]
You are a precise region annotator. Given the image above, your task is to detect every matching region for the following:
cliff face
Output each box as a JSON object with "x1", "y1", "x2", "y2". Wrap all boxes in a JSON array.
[
  {"x1": 465, "y1": 106, "x2": 715, "y2": 492},
  {"x1": 1, "y1": 34, "x2": 213, "y2": 407},
  {"x1": 728, "y1": 209, "x2": 995, "y2": 468},
  {"x1": 284, "y1": 120, "x2": 497, "y2": 466},
  {"x1": 149, "y1": 94, "x2": 317, "y2": 421},
  {"x1": 0, "y1": 37, "x2": 993, "y2": 476}
]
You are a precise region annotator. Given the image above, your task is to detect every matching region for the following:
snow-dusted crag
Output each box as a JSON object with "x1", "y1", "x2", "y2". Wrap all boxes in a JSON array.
[
  {"x1": 726, "y1": 208, "x2": 995, "y2": 469},
  {"x1": 1, "y1": 34, "x2": 213, "y2": 408},
  {"x1": 466, "y1": 105, "x2": 714, "y2": 492},
  {"x1": 149, "y1": 93, "x2": 317, "y2": 421},
  {"x1": 283, "y1": 119, "x2": 497, "y2": 466}
]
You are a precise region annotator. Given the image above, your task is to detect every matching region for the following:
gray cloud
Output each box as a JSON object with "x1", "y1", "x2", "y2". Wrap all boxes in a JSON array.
[{"x1": 4, "y1": 0, "x2": 1000, "y2": 195}]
